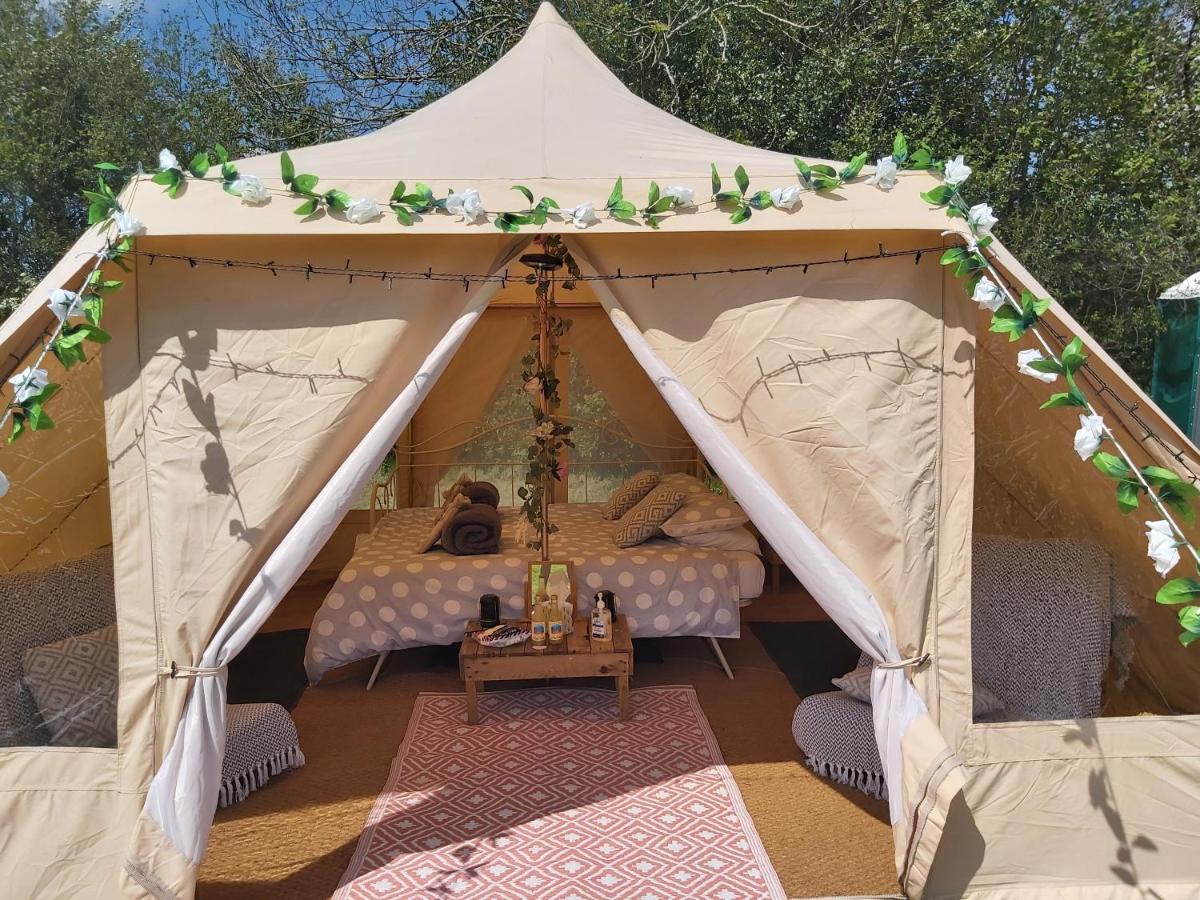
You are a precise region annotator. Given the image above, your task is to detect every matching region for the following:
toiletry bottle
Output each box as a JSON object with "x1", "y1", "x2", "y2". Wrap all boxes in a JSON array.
[
  {"x1": 591, "y1": 598, "x2": 609, "y2": 640},
  {"x1": 548, "y1": 594, "x2": 565, "y2": 645}
]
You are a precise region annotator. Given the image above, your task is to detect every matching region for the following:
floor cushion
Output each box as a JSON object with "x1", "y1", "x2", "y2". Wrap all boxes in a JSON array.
[
  {"x1": 791, "y1": 691, "x2": 885, "y2": 800},
  {"x1": 220, "y1": 702, "x2": 306, "y2": 808}
]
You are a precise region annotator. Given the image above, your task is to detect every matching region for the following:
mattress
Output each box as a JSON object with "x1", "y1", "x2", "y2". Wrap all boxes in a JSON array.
[{"x1": 304, "y1": 504, "x2": 759, "y2": 683}]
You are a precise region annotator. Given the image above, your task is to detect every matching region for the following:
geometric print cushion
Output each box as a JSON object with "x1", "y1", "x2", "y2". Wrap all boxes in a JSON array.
[
  {"x1": 661, "y1": 490, "x2": 749, "y2": 537},
  {"x1": 0, "y1": 547, "x2": 115, "y2": 747},
  {"x1": 602, "y1": 469, "x2": 661, "y2": 520},
  {"x1": 612, "y1": 485, "x2": 687, "y2": 548},
  {"x1": 21, "y1": 624, "x2": 118, "y2": 747},
  {"x1": 831, "y1": 664, "x2": 873, "y2": 703}
]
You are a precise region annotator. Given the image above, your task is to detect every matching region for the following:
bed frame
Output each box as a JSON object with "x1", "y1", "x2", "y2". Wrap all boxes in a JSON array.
[{"x1": 360, "y1": 417, "x2": 738, "y2": 687}]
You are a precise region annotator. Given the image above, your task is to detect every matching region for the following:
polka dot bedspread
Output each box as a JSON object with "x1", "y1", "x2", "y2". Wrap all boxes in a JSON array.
[{"x1": 303, "y1": 504, "x2": 755, "y2": 683}]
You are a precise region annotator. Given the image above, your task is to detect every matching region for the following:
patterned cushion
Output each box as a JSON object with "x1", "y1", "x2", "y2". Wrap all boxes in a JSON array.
[
  {"x1": 831, "y1": 665, "x2": 872, "y2": 703},
  {"x1": 220, "y1": 702, "x2": 305, "y2": 808},
  {"x1": 612, "y1": 486, "x2": 687, "y2": 548},
  {"x1": 602, "y1": 470, "x2": 661, "y2": 520},
  {"x1": 0, "y1": 548, "x2": 115, "y2": 747},
  {"x1": 660, "y1": 472, "x2": 709, "y2": 496},
  {"x1": 661, "y1": 490, "x2": 749, "y2": 537},
  {"x1": 21, "y1": 624, "x2": 118, "y2": 748}
]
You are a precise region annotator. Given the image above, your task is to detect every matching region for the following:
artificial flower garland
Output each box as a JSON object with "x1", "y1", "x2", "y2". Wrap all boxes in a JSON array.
[
  {"x1": 516, "y1": 236, "x2": 576, "y2": 554},
  {"x1": 4, "y1": 134, "x2": 1199, "y2": 648}
]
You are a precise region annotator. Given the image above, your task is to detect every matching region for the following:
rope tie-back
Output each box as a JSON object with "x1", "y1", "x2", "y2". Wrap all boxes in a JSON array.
[
  {"x1": 161, "y1": 662, "x2": 226, "y2": 678},
  {"x1": 877, "y1": 652, "x2": 930, "y2": 670}
]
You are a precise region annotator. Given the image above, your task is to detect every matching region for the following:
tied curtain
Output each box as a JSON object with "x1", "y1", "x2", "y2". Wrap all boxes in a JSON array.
[
  {"x1": 567, "y1": 231, "x2": 967, "y2": 895},
  {"x1": 118, "y1": 234, "x2": 527, "y2": 898}
]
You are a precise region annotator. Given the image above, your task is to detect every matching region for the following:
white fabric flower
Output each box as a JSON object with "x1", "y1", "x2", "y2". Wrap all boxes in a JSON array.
[
  {"x1": 446, "y1": 189, "x2": 486, "y2": 224},
  {"x1": 111, "y1": 210, "x2": 144, "y2": 238},
  {"x1": 1017, "y1": 349, "x2": 1057, "y2": 383},
  {"x1": 0, "y1": 469, "x2": 8, "y2": 498},
  {"x1": 345, "y1": 197, "x2": 380, "y2": 224},
  {"x1": 9, "y1": 366, "x2": 49, "y2": 404},
  {"x1": 232, "y1": 175, "x2": 269, "y2": 205},
  {"x1": 865, "y1": 156, "x2": 899, "y2": 190},
  {"x1": 769, "y1": 185, "x2": 802, "y2": 210},
  {"x1": 158, "y1": 149, "x2": 180, "y2": 171},
  {"x1": 565, "y1": 202, "x2": 599, "y2": 229},
  {"x1": 662, "y1": 186, "x2": 695, "y2": 208},
  {"x1": 1146, "y1": 520, "x2": 1180, "y2": 576},
  {"x1": 531, "y1": 421, "x2": 556, "y2": 440},
  {"x1": 46, "y1": 288, "x2": 83, "y2": 321},
  {"x1": 943, "y1": 155, "x2": 972, "y2": 186},
  {"x1": 972, "y1": 275, "x2": 1005, "y2": 311},
  {"x1": 1073, "y1": 413, "x2": 1106, "y2": 460},
  {"x1": 967, "y1": 203, "x2": 999, "y2": 234}
]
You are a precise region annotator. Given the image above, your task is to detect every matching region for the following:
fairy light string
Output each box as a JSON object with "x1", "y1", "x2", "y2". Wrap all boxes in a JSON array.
[{"x1": 6, "y1": 136, "x2": 1200, "y2": 645}]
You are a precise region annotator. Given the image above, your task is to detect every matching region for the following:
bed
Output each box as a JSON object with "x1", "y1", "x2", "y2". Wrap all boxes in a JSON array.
[{"x1": 304, "y1": 503, "x2": 764, "y2": 683}]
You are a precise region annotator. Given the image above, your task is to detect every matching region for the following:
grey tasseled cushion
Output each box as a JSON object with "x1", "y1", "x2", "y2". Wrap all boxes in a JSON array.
[
  {"x1": 220, "y1": 703, "x2": 305, "y2": 808},
  {"x1": 791, "y1": 691, "x2": 885, "y2": 800}
]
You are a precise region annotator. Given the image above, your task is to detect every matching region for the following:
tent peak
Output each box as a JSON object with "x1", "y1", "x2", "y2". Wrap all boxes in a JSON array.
[{"x1": 529, "y1": 2, "x2": 569, "y2": 29}]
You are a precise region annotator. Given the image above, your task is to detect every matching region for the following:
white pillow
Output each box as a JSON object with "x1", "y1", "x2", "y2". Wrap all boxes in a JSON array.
[{"x1": 676, "y1": 526, "x2": 760, "y2": 554}]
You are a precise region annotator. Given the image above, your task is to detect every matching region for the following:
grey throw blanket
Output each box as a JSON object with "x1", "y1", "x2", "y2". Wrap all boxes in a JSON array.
[{"x1": 442, "y1": 502, "x2": 502, "y2": 555}]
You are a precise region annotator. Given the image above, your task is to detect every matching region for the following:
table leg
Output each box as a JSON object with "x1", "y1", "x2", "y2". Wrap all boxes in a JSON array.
[
  {"x1": 466, "y1": 677, "x2": 479, "y2": 725},
  {"x1": 616, "y1": 674, "x2": 629, "y2": 720}
]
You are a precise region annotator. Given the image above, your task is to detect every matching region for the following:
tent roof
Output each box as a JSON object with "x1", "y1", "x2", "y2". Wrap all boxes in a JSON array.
[
  {"x1": 124, "y1": 2, "x2": 951, "y2": 237},
  {"x1": 1160, "y1": 271, "x2": 1200, "y2": 301}
]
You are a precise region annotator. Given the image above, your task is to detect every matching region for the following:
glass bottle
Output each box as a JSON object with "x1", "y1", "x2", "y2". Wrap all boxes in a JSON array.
[
  {"x1": 547, "y1": 593, "x2": 565, "y2": 645},
  {"x1": 531, "y1": 591, "x2": 549, "y2": 648}
]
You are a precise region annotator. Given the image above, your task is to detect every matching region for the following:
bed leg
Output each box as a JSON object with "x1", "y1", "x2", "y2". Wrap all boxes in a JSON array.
[
  {"x1": 706, "y1": 637, "x2": 734, "y2": 680},
  {"x1": 366, "y1": 651, "x2": 391, "y2": 691}
]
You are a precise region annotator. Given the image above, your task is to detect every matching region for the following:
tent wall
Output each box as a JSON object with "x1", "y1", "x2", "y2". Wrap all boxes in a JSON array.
[
  {"x1": 922, "y1": 254, "x2": 1200, "y2": 897},
  {"x1": 0, "y1": 340, "x2": 109, "y2": 573}
]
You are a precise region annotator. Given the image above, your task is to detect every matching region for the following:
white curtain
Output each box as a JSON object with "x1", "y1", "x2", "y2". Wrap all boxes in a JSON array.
[
  {"x1": 136, "y1": 244, "x2": 527, "y2": 868},
  {"x1": 575, "y1": 247, "x2": 935, "y2": 827}
]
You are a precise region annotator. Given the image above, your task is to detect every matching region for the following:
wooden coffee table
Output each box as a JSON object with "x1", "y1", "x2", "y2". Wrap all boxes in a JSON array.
[{"x1": 458, "y1": 615, "x2": 633, "y2": 724}]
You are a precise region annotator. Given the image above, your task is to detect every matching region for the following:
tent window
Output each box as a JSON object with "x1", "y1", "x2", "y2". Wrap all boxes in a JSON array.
[
  {"x1": 969, "y1": 312, "x2": 1188, "y2": 720},
  {"x1": 433, "y1": 366, "x2": 531, "y2": 507},
  {"x1": 421, "y1": 324, "x2": 694, "y2": 508},
  {"x1": 0, "y1": 344, "x2": 117, "y2": 749},
  {"x1": 564, "y1": 352, "x2": 660, "y2": 503}
]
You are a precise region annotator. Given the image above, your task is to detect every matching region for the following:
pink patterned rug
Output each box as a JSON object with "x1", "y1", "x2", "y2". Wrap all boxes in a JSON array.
[{"x1": 335, "y1": 685, "x2": 786, "y2": 899}]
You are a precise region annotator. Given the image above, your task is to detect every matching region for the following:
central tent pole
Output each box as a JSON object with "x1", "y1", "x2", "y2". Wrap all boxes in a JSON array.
[{"x1": 521, "y1": 251, "x2": 564, "y2": 562}]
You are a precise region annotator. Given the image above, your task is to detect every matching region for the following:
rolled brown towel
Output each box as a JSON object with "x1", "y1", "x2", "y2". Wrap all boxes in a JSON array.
[
  {"x1": 460, "y1": 481, "x2": 500, "y2": 507},
  {"x1": 442, "y1": 502, "x2": 502, "y2": 555}
]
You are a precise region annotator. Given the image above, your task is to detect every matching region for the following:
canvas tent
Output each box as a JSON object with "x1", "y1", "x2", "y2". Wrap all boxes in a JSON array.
[{"x1": 2, "y1": 3, "x2": 1200, "y2": 898}]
